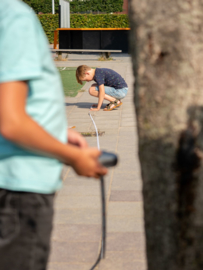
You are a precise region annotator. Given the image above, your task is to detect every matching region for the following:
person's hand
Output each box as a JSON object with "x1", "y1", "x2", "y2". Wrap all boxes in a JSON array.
[
  {"x1": 68, "y1": 129, "x2": 88, "y2": 148},
  {"x1": 90, "y1": 107, "x2": 100, "y2": 111},
  {"x1": 71, "y1": 148, "x2": 107, "y2": 179},
  {"x1": 90, "y1": 104, "x2": 100, "y2": 111}
]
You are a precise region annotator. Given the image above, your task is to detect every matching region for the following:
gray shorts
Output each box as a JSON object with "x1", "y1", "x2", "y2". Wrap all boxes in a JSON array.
[
  {"x1": 0, "y1": 189, "x2": 54, "y2": 270},
  {"x1": 95, "y1": 85, "x2": 128, "y2": 99}
]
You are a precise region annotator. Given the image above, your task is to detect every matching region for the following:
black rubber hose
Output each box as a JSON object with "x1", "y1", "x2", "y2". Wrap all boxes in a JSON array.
[{"x1": 90, "y1": 176, "x2": 106, "y2": 270}]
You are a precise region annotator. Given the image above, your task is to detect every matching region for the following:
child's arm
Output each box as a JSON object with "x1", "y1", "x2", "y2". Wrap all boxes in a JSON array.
[
  {"x1": 0, "y1": 81, "x2": 107, "y2": 179},
  {"x1": 90, "y1": 84, "x2": 105, "y2": 111}
]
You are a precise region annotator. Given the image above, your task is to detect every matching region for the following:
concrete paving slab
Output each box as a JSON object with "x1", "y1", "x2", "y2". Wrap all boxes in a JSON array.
[
  {"x1": 120, "y1": 116, "x2": 136, "y2": 121},
  {"x1": 121, "y1": 112, "x2": 136, "y2": 118},
  {"x1": 65, "y1": 105, "x2": 75, "y2": 111},
  {"x1": 92, "y1": 136, "x2": 118, "y2": 143},
  {"x1": 92, "y1": 124, "x2": 119, "y2": 130},
  {"x1": 68, "y1": 123, "x2": 91, "y2": 129},
  {"x1": 52, "y1": 224, "x2": 101, "y2": 242},
  {"x1": 68, "y1": 119, "x2": 91, "y2": 124},
  {"x1": 111, "y1": 178, "x2": 142, "y2": 191},
  {"x1": 93, "y1": 110, "x2": 121, "y2": 116},
  {"x1": 98, "y1": 252, "x2": 123, "y2": 270},
  {"x1": 101, "y1": 129, "x2": 120, "y2": 136},
  {"x1": 90, "y1": 115, "x2": 120, "y2": 120},
  {"x1": 74, "y1": 127, "x2": 92, "y2": 133},
  {"x1": 121, "y1": 110, "x2": 135, "y2": 115},
  {"x1": 61, "y1": 176, "x2": 112, "y2": 194},
  {"x1": 67, "y1": 114, "x2": 91, "y2": 119},
  {"x1": 122, "y1": 102, "x2": 134, "y2": 106},
  {"x1": 123, "y1": 261, "x2": 147, "y2": 270},
  {"x1": 98, "y1": 251, "x2": 145, "y2": 270},
  {"x1": 110, "y1": 190, "x2": 143, "y2": 202},
  {"x1": 106, "y1": 232, "x2": 145, "y2": 252},
  {"x1": 107, "y1": 215, "x2": 144, "y2": 233},
  {"x1": 48, "y1": 262, "x2": 91, "y2": 270},
  {"x1": 49, "y1": 241, "x2": 99, "y2": 263},
  {"x1": 108, "y1": 202, "x2": 144, "y2": 217},
  {"x1": 113, "y1": 161, "x2": 141, "y2": 172},
  {"x1": 115, "y1": 160, "x2": 140, "y2": 172},
  {"x1": 89, "y1": 120, "x2": 120, "y2": 125},
  {"x1": 69, "y1": 110, "x2": 91, "y2": 115},
  {"x1": 59, "y1": 185, "x2": 101, "y2": 197},
  {"x1": 54, "y1": 208, "x2": 101, "y2": 225},
  {"x1": 119, "y1": 127, "x2": 137, "y2": 137},
  {"x1": 116, "y1": 144, "x2": 137, "y2": 153},
  {"x1": 117, "y1": 137, "x2": 137, "y2": 146},
  {"x1": 54, "y1": 195, "x2": 101, "y2": 209},
  {"x1": 120, "y1": 121, "x2": 136, "y2": 127}
]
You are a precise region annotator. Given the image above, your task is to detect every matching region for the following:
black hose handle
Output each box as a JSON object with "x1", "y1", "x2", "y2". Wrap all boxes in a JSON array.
[{"x1": 98, "y1": 151, "x2": 118, "y2": 167}]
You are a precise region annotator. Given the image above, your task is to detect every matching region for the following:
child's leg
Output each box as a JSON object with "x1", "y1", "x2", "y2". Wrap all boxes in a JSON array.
[
  {"x1": 89, "y1": 84, "x2": 117, "y2": 102},
  {"x1": 89, "y1": 84, "x2": 125, "y2": 110}
]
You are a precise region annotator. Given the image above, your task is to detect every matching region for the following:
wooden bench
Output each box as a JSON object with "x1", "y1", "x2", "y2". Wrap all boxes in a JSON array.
[
  {"x1": 53, "y1": 28, "x2": 130, "y2": 59},
  {"x1": 51, "y1": 49, "x2": 122, "y2": 60}
]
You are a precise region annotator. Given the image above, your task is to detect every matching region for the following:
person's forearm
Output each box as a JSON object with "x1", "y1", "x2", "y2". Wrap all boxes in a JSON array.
[
  {"x1": 2, "y1": 113, "x2": 80, "y2": 165},
  {"x1": 98, "y1": 87, "x2": 105, "y2": 109}
]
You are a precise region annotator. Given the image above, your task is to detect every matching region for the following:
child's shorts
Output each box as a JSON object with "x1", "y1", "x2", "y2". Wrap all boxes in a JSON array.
[{"x1": 95, "y1": 86, "x2": 128, "y2": 100}]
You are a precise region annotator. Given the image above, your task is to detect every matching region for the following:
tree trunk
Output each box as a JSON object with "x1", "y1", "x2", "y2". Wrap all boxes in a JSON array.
[{"x1": 128, "y1": 1, "x2": 203, "y2": 270}]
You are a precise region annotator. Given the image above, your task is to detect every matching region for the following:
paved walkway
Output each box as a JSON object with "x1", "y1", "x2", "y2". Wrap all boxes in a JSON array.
[{"x1": 48, "y1": 54, "x2": 146, "y2": 270}]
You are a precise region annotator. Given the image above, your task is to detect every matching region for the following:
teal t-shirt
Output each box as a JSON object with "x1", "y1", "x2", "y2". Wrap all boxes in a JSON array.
[{"x1": 0, "y1": 0, "x2": 67, "y2": 194}]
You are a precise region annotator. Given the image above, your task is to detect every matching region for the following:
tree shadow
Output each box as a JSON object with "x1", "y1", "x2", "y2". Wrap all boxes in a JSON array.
[{"x1": 139, "y1": 104, "x2": 203, "y2": 269}]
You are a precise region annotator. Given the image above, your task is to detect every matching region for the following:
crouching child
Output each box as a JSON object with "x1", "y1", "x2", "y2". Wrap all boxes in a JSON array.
[{"x1": 76, "y1": 65, "x2": 128, "y2": 111}]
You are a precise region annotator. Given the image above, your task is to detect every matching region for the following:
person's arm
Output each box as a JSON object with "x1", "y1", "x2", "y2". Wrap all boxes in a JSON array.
[
  {"x1": 90, "y1": 84, "x2": 105, "y2": 111},
  {"x1": 0, "y1": 81, "x2": 107, "y2": 178},
  {"x1": 67, "y1": 128, "x2": 88, "y2": 148}
]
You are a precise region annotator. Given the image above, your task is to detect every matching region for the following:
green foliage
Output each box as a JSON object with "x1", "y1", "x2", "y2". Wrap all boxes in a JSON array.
[
  {"x1": 71, "y1": 14, "x2": 129, "y2": 28},
  {"x1": 70, "y1": 0, "x2": 123, "y2": 13},
  {"x1": 38, "y1": 14, "x2": 59, "y2": 43},
  {"x1": 23, "y1": 0, "x2": 123, "y2": 14},
  {"x1": 38, "y1": 14, "x2": 129, "y2": 43},
  {"x1": 22, "y1": 0, "x2": 59, "y2": 14}
]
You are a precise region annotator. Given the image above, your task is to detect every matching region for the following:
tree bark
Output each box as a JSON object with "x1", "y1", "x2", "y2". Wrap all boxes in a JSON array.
[{"x1": 128, "y1": 1, "x2": 203, "y2": 270}]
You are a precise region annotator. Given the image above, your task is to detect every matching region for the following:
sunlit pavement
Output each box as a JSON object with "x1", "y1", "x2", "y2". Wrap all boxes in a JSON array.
[{"x1": 48, "y1": 54, "x2": 147, "y2": 270}]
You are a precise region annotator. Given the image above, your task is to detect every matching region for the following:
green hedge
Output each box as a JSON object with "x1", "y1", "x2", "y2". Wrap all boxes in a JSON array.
[
  {"x1": 70, "y1": 0, "x2": 123, "y2": 13},
  {"x1": 38, "y1": 14, "x2": 59, "y2": 43},
  {"x1": 23, "y1": 0, "x2": 122, "y2": 14},
  {"x1": 38, "y1": 14, "x2": 129, "y2": 43},
  {"x1": 70, "y1": 14, "x2": 129, "y2": 28},
  {"x1": 23, "y1": 0, "x2": 59, "y2": 14}
]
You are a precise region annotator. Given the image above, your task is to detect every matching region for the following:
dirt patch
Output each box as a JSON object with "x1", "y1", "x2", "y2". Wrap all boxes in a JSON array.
[{"x1": 80, "y1": 131, "x2": 105, "y2": 137}]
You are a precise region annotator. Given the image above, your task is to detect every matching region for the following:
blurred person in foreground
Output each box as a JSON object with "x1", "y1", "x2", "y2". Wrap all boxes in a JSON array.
[{"x1": 0, "y1": 0, "x2": 107, "y2": 269}]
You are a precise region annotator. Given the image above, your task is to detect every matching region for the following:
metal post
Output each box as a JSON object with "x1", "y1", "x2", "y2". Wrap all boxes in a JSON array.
[
  {"x1": 67, "y1": 1, "x2": 70, "y2": 28},
  {"x1": 59, "y1": 0, "x2": 70, "y2": 28},
  {"x1": 59, "y1": 4, "x2": 61, "y2": 28},
  {"x1": 52, "y1": 0, "x2": 55, "y2": 14}
]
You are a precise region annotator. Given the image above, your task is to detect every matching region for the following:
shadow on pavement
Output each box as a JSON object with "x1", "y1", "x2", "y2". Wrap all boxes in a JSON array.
[{"x1": 65, "y1": 102, "x2": 107, "y2": 109}]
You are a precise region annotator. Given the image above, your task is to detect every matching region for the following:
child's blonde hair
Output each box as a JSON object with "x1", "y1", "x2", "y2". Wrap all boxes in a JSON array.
[{"x1": 76, "y1": 65, "x2": 91, "y2": 85}]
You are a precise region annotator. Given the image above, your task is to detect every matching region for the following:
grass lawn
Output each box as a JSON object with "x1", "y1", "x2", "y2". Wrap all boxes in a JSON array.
[{"x1": 58, "y1": 67, "x2": 83, "y2": 97}]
